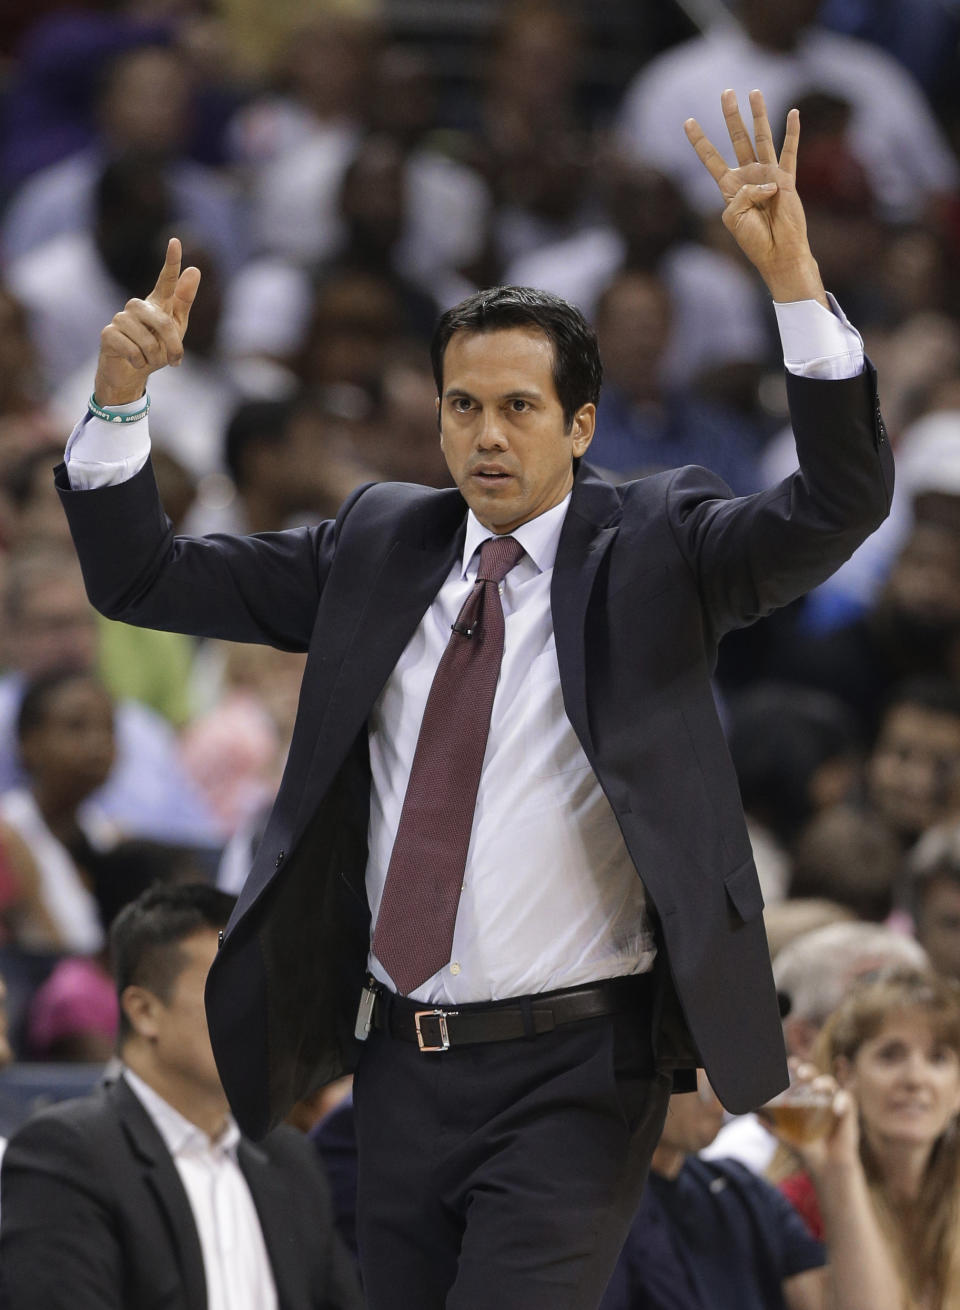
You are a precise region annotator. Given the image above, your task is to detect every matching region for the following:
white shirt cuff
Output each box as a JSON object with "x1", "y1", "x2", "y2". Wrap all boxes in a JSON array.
[
  {"x1": 64, "y1": 402, "x2": 152, "y2": 490},
  {"x1": 774, "y1": 293, "x2": 864, "y2": 380}
]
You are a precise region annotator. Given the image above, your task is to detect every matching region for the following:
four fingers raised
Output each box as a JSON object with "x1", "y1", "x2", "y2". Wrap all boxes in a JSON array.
[{"x1": 686, "y1": 89, "x2": 799, "y2": 192}]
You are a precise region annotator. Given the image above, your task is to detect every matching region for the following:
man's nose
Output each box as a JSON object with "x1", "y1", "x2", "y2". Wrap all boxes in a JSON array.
[{"x1": 476, "y1": 412, "x2": 508, "y2": 449}]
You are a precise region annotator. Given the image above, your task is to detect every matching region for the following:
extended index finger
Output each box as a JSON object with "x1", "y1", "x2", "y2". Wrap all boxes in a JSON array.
[
  {"x1": 147, "y1": 237, "x2": 182, "y2": 306},
  {"x1": 683, "y1": 117, "x2": 730, "y2": 187}
]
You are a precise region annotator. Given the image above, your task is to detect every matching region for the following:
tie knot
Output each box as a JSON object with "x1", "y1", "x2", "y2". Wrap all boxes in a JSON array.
[{"x1": 477, "y1": 535, "x2": 524, "y2": 584}]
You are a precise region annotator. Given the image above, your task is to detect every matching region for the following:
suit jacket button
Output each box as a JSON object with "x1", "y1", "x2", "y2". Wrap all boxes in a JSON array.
[{"x1": 276, "y1": 850, "x2": 285, "y2": 868}]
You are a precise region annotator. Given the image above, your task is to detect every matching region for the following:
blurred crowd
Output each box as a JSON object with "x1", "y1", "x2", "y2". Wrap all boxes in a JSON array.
[{"x1": 2, "y1": 0, "x2": 960, "y2": 1305}]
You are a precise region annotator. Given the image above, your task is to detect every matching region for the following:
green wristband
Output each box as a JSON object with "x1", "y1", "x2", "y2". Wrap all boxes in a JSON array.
[{"x1": 88, "y1": 394, "x2": 151, "y2": 424}]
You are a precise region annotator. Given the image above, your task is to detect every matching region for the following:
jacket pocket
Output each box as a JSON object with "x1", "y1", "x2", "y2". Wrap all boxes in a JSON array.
[{"x1": 723, "y1": 859, "x2": 765, "y2": 924}]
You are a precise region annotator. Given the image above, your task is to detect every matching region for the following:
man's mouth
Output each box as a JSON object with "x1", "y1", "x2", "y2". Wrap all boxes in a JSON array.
[{"x1": 471, "y1": 467, "x2": 512, "y2": 484}]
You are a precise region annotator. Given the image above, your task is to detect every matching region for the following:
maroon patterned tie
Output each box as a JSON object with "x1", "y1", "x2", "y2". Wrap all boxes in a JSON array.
[{"x1": 372, "y1": 534, "x2": 525, "y2": 994}]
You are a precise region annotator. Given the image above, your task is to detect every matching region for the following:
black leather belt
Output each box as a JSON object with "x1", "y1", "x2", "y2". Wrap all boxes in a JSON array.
[{"x1": 370, "y1": 974, "x2": 654, "y2": 1052}]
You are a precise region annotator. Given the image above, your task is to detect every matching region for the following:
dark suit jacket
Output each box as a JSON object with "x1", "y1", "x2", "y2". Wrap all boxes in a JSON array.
[
  {"x1": 56, "y1": 365, "x2": 893, "y2": 1134},
  {"x1": 0, "y1": 1076, "x2": 363, "y2": 1310}
]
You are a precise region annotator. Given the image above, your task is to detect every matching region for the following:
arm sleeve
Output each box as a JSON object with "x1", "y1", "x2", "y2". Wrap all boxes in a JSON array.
[
  {"x1": 774, "y1": 295, "x2": 864, "y2": 380},
  {"x1": 665, "y1": 360, "x2": 893, "y2": 641},
  {"x1": 64, "y1": 404, "x2": 152, "y2": 489},
  {"x1": 54, "y1": 457, "x2": 350, "y2": 650},
  {"x1": 758, "y1": 1174, "x2": 828, "y2": 1278}
]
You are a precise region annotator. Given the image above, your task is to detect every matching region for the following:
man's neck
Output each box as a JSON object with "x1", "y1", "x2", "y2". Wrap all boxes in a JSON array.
[{"x1": 124, "y1": 1051, "x2": 231, "y2": 1143}]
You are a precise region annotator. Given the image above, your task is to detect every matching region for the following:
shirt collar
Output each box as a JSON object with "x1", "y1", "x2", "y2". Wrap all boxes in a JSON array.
[
  {"x1": 460, "y1": 491, "x2": 572, "y2": 579},
  {"x1": 123, "y1": 1068, "x2": 240, "y2": 1159}
]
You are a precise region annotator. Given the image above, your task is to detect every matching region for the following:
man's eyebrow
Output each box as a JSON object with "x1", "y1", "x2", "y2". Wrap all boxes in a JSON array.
[{"x1": 442, "y1": 387, "x2": 544, "y2": 401}]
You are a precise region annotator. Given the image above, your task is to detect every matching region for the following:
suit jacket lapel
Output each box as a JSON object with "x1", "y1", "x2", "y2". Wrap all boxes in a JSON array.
[
  {"x1": 293, "y1": 493, "x2": 467, "y2": 837},
  {"x1": 113, "y1": 1079, "x2": 208, "y2": 1310},
  {"x1": 337, "y1": 528, "x2": 466, "y2": 704},
  {"x1": 552, "y1": 465, "x2": 622, "y2": 756},
  {"x1": 237, "y1": 1140, "x2": 302, "y2": 1310}
]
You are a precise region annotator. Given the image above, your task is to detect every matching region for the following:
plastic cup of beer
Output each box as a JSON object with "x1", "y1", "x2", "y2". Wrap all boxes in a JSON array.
[{"x1": 757, "y1": 1082, "x2": 837, "y2": 1148}]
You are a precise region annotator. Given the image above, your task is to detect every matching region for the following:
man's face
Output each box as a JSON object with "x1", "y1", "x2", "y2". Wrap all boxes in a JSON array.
[
  {"x1": 19, "y1": 676, "x2": 116, "y2": 800},
  {"x1": 595, "y1": 273, "x2": 671, "y2": 400},
  {"x1": 868, "y1": 704, "x2": 960, "y2": 840},
  {"x1": 438, "y1": 328, "x2": 594, "y2": 534},
  {"x1": 657, "y1": 1073, "x2": 725, "y2": 1156},
  {"x1": 9, "y1": 578, "x2": 98, "y2": 674},
  {"x1": 148, "y1": 929, "x2": 223, "y2": 1098},
  {"x1": 886, "y1": 523, "x2": 960, "y2": 620},
  {"x1": 916, "y1": 877, "x2": 960, "y2": 980}
]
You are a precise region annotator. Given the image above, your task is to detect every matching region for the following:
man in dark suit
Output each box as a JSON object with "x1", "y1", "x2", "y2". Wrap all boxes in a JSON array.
[
  {"x1": 55, "y1": 92, "x2": 892, "y2": 1308},
  {"x1": 0, "y1": 884, "x2": 362, "y2": 1310}
]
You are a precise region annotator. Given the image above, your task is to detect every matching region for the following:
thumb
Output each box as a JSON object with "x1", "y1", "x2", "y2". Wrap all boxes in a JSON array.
[{"x1": 725, "y1": 180, "x2": 779, "y2": 217}]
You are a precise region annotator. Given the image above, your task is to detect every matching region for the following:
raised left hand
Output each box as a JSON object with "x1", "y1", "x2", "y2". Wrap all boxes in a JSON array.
[{"x1": 684, "y1": 89, "x2": 828, "y2": 307}]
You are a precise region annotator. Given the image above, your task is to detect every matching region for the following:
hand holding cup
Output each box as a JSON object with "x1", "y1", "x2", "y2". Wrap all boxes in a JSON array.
[{"x1": 757, "y1": 1060, "x2": 858, "y2": 1175}]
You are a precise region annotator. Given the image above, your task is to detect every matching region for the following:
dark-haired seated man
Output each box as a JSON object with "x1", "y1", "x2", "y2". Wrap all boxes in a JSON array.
[{"x1": 0, "y1": 884, "x2": 362, "y2": 1310}]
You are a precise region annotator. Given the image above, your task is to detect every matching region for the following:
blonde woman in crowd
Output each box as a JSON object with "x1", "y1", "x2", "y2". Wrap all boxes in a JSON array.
[{"x1": 773, "y1": 970, "x2": 960, "y2": 1310}]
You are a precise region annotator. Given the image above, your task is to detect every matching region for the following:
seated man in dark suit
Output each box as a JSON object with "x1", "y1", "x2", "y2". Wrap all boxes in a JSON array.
[{"x1": 0, "y1": 883, "x2": 362, "y2": 1310}]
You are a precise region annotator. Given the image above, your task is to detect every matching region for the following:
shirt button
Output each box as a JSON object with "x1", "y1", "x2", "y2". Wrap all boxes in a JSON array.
[{"x1": 450, "y1": 962, "x2": 461, "y2": 976}]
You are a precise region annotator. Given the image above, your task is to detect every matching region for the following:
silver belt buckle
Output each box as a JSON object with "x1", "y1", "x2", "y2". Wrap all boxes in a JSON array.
[{"x1": 414, "y1": 1008, "x2": 457, "y2": 1052}]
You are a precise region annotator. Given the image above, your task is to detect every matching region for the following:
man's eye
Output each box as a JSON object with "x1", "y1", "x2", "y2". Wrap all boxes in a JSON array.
[
  {"x1": 510, "y1": 399, "x2": 528, "y2": 412},
  {"x1": 453, "y1": 398, "x2": 472, "y2": 412}
]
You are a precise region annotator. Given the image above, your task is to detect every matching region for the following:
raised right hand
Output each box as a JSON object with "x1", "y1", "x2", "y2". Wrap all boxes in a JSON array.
[{"x1": 93, "y1": 237, "x2": 201, "y2": 407}]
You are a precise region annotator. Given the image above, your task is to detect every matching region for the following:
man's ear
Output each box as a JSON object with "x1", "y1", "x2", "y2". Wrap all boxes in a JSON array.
[
  {"x1": 571, "y1": 403, "x2": 595, "y2": 457},
  {"x1": 121, "y1": 985, "x2": 162, "y2": 1041}
]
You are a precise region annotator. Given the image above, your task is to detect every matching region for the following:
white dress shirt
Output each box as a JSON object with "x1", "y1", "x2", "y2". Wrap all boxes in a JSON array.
[
  {"x1": 367, "y1": 494, "x2": 656, "y2": 1002},
  {"x1": 123, "y1": 1070, "x2": 278, "y2": 1310},
  {"x1": 66, "y1": 297, "x2": 865, "y2": 1002}
]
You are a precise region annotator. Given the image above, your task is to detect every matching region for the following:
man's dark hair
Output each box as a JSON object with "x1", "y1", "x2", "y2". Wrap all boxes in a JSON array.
[
  {"x1": 17, "y1": 667, "x2": 103, "y2": 744},
  {"x1": 224, "y1": 399, "x2": 294, "y2": 489},
  {"x1": 429, "y1": 286, "x2": 602, "y2": 430},
  {"x1": 882, "y1": 676, "x2": 960, "y2": 724},
  {"x1": 94, "y1": 153, "x2": 172, "y2": 299},
  {"x1": 727, "y1": 681, "x2": 860, "y2": 845},
  {"x1": 110, "y1": 882, "x2": 235, "y2": 1043}
]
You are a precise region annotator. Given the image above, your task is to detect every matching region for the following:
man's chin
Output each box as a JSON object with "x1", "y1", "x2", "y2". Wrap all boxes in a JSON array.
[{"x1": 462, "y1": 483, "x2": 523, "y2": 526}]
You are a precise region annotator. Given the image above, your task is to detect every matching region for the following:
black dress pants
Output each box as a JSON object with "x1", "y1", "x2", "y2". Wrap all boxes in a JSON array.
[{"x1": 352, "y1": 1004, "x2": 672, "y2": 1310}]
